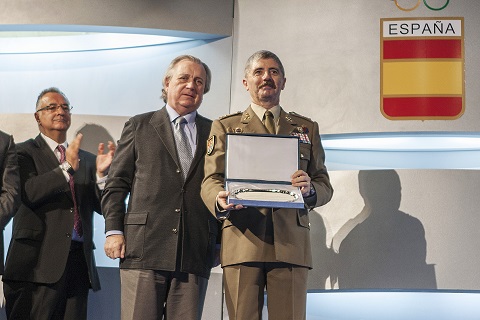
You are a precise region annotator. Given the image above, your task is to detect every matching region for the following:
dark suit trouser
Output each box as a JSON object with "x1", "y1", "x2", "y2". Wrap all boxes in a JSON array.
[
  {"x1": 3, "y1": 243, "x2": 90, "y2": 320},
  {"x1": 120, "y1": 269, "x2": 208, "y2": 320},
  {"x1": 223, "y1": 262, "x2": 308, "y2": 320}
]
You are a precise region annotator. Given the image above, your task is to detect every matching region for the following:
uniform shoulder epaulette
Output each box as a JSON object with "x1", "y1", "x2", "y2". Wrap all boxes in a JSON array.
[
  {"x1": 288, "y1": 111, "x2": 313, "y2": 122},
  {"x1": 219, "y1": 111, "x2": 242, "y2": 120}
]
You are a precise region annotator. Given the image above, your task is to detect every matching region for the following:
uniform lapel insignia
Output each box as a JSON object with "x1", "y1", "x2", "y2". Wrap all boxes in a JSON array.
[
  {"x1": 206, "y1": 135, "x2": 215, "y2": 155},
  {"x1": 243, "y1": 112, "x2": 251, "y2": 122},
  {"x1": 285, "y1": 116, "x2": 293, "y2": 122}
]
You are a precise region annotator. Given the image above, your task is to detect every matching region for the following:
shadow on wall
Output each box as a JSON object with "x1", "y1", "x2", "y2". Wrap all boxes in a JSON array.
[
  {"x1": 307, "y1": 212, "x2": 333, "y2": 290},
  {"x1": 75, "y1": 123, "x2": 116, "y2": 155},
  {"x1": 331, "y1": 170, "x2": 437, "y2": 289}
]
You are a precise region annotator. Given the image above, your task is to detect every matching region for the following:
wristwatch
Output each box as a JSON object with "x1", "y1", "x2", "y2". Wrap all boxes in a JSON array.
[
  {"x1": 303, "y1": 183, "x2": 316, "y2": 198},
  {"x1": 60, "y1": 161, "x2": 75, "y2": 176}
]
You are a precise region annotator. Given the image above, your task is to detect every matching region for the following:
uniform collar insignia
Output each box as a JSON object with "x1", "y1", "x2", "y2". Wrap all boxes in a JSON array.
[{"x1": 242, "y1": 112, "x2": 251, "y2": 122}]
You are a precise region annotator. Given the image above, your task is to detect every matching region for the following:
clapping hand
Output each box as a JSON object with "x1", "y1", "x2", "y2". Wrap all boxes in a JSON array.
[{"x1": 96, "y1": 141, "x2": 116, "y2": 177}]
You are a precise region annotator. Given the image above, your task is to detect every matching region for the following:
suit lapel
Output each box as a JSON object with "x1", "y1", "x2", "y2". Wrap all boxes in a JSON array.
[
  {"x1": 191, "y1": 115, "x2": 208, "y2": 167},
  {"x1": 35, "y1": 135, "x2": 76, "y2": 203},
  {"x1": 34, "y1": 135, "x2": 60, "y2": 171},
  {"x1": 150, "y1": 107, "x2": 180, "y2": 168}
]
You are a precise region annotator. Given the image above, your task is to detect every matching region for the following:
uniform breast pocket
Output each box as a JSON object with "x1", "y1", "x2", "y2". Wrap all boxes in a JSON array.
[
  {"x1": 124, "y1": 212, "x2": 148, "y2": 260},
  {"x1": 299, "y1": 144, "x2": 311, "y2": 171}
]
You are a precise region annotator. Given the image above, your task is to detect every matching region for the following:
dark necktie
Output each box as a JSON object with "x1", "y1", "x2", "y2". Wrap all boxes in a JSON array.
[
  {"x1": 263, "y1": 110, "x2": 276, "y2": 134},
  {"x1": 174, "y1": 117, "x2": 194, "y2": 180},
  {"x1": 57, "y1": 145, "x2": 83, "y2": 237}
]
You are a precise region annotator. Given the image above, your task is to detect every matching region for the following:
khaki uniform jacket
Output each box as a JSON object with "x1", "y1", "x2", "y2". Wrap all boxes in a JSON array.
[{"x1": 201, "y1": 106, "x2": 333, "y2": 268}]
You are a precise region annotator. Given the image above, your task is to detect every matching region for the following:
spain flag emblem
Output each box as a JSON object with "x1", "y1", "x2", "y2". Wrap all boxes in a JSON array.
[{"x1": 381, "y1": 17, "x2": 465, "y2": 120}]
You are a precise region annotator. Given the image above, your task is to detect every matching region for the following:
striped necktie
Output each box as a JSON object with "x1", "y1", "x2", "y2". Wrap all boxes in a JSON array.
[{"x1": 174, "y1": 117, "x2": 194, "y2": 180}]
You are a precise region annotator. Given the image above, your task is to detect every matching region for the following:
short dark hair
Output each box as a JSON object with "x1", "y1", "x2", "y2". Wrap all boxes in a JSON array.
[{"x1": 161, "y1": 55, "x2": 211, "y2": 103}]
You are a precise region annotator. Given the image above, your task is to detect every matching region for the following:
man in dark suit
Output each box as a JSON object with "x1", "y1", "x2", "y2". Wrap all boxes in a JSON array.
[
  {"x1": 2, "y1": 87, "x2": 115, "y2": 319},
  {"x1": 201, "y1": 50, "x2": 334, "y2": 320},
  {"x1": 0, "y1": 130, "x2": 20, "y2": 275},
  {"x1": 102, "y1": 55, "x2": 219, "y2": 320}
]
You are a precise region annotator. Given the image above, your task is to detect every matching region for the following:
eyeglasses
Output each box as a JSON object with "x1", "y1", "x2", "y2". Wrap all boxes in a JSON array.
[{"x1": 36, "y1": 104, "x2": 73, "y2": 113}]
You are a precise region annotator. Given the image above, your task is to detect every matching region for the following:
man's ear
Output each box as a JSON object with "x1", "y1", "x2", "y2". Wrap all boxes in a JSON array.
[
  {"x1": 243, "y1": 79, "x2": 249, "y2": 91},
  {"x1": 34, "y1": 112, "x2": 40, "y2": 123},
  {"x1": 164, "y1": 77, "x2": 171, "y2": 92}
]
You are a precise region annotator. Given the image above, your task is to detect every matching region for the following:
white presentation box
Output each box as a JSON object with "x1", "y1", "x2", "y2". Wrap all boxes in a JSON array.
[{"x1": 225, "y1": 133, "x2": 305, "y2": 209}]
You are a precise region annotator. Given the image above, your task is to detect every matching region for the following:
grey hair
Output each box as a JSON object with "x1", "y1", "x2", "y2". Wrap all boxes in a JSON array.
[
  {"x1": 244, "y1": 50, "x2": 285, "y2": 78},
  {"x1": 161, "y1": 55, "x2": 211, "y2": 103},
  {"x1": 36, "y1": 87, "x2": 70, "y2": 110}
]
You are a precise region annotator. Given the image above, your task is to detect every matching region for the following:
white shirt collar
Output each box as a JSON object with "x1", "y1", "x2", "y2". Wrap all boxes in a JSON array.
[
  {"x1": 40, "y1": 133, "x2": 67, "y2": 152},
  {"x1": 165, "y1": 104, "x2": 197, "y2": 124}
]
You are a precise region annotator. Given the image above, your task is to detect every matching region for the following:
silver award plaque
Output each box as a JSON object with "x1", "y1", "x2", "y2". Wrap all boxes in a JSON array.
[
  {"x1": 225, "y1": 134, "x2": 305, "y2": 209},
  {"x1": 231, "y1": 188, "x2": 299, "y2": 202}
]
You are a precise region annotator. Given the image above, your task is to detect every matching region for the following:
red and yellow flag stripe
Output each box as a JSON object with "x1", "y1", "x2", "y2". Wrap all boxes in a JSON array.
[{"x1": 380, "y1": 18, "x2": 464, "y2": 120}]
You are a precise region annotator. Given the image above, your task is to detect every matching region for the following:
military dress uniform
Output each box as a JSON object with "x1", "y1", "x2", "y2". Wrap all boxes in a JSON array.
[{"x1": 201, "y1": 105, "x2": 333, "y2": 320}]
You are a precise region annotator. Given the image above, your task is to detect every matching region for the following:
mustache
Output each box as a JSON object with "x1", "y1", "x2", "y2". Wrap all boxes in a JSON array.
[{"x1": 259, "y1": 80, "x2": 276, "y2": 89}]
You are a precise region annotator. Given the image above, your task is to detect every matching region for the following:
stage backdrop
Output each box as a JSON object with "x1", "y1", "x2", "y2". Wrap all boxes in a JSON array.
[{"x1": 2, "y1": 0, "x2": 480, "y2": 313}]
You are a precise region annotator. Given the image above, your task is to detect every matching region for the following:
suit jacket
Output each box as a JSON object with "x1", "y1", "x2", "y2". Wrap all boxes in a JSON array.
[
  {"x1": 201, "y1": 106, "x2": 333, "y2": 268},
  {"x1": 102, "y1": 107, "x2": 219, "y2": 279},
  {"x1": 3, "y1": 134, "x2": 102, "y2": 290},
  {"x1": 0, "y1": 131, "x2": 20, "y2": 274}
]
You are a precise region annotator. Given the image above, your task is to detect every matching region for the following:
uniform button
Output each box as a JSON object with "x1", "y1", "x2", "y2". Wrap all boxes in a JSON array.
[
  {"x1": 172, "y1": 228, "x2": 178, "y2": 234},
  {"x1": 176, "y1": 169, "x2": 181, "y2": 173},
  {"x1": 66, "y1": 233, "x2": 71, "y2": 238},
  {"x1": 175, "y1": 208, "x2": 180, "y2": 213},
  {"x1": 300, "y1": 153, "x2": 304, "y2": 158}
]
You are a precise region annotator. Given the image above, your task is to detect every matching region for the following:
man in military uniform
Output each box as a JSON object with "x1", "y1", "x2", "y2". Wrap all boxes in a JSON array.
[{"x1": 201, "y1": 50, "x2": 333, "y2": 320}]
